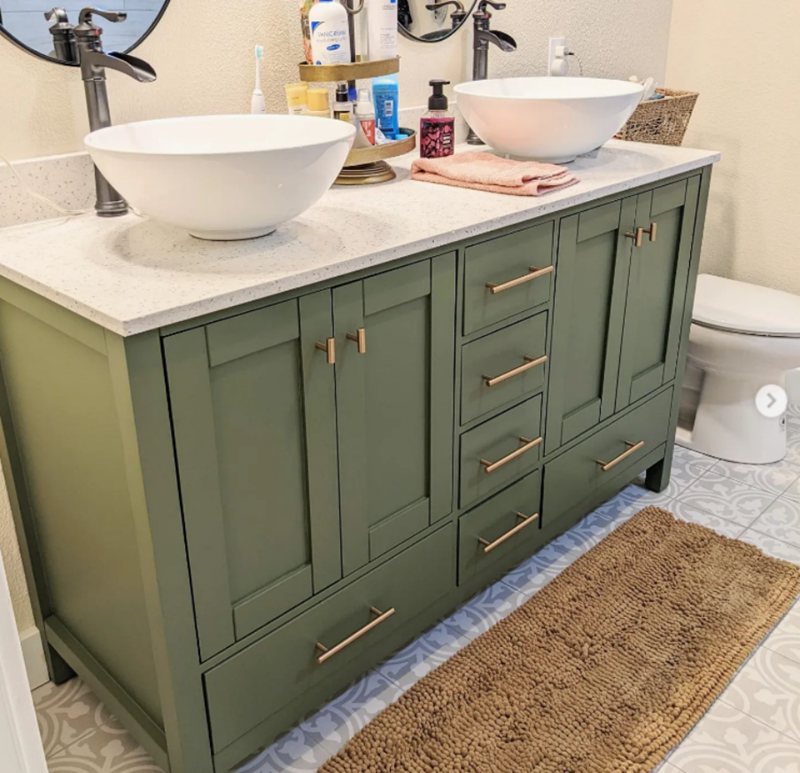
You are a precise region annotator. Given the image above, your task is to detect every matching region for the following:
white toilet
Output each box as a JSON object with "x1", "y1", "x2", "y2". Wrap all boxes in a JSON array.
[{"x1": 677, "y1": 274, "x2": 800, "y2": 464}]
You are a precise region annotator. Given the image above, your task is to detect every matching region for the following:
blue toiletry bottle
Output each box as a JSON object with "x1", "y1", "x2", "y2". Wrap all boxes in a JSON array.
[{"x1": 373, "y1": 76, "x2": 399, "y2": 139}]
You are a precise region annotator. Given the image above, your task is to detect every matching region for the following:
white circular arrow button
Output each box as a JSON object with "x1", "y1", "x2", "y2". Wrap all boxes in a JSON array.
[{"x1": 756, "y1": 384, "x2": 788, "y2": 418}]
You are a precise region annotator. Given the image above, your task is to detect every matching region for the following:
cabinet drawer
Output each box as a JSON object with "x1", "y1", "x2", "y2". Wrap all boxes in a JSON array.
[
  {"x1": 459, "y1": 395, "x2": 543, "y2": 508},
  {"x1": 461, "y1": 312, "x2": 548, "y2": 425},
  {"x1": 543, "y1": 388, "x2": 673, "y2": 522},
  {"x1": 204, "y1": 525, "x2": 454, "y2": 754},
  {"x1": 463, "y1": 222, "x2": 555, "y2": 336},
  {"x1": 458, "y1": 470, "x2": 544, "y2": 586}
]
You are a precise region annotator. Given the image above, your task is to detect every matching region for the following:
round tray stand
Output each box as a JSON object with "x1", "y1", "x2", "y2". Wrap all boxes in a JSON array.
[{"x1": 297, "y1": 57, "x2": 417, "y2": 185}]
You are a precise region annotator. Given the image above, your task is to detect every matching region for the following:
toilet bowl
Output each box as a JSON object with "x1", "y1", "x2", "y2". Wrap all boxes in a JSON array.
[{"x1": 677, "y1": 274, "x2": 800, "y2": 464}]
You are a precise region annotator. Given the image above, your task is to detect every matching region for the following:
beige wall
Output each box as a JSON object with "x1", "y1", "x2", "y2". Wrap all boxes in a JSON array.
[
  {"x1": 667, "y1": 1, "x2": 800, "y2": 293},
  {"x1": 0, "y1": 0, "x2": 673, "y2": 635}
]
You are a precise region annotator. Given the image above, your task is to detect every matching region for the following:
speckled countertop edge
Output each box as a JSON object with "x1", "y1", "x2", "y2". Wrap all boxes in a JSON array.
[{"x1": 0, "y1": 141, "x2": 720, "y2": 337}]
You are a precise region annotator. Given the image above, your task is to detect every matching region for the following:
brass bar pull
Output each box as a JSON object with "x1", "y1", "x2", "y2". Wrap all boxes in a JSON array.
[
  {"x1": 484, "y1": 354, "x2": 548, "y2": 388},
  {"x1": 315, "y1": 606, "x2": 396, "y2": 665},
  {"x1": 346, "y1": 327, "x2": 367, "y2": 354},
  {"x1": 486, "y1": 264, "x2": 554, "y2": 295},
  {"x1": 643, "y1": 221, "x2": 658, "y2": 242},
  {"x1": 625, "y1": 227, "x2": 644, "y2": 248},
  {"x1": 480, "y1": 435, "x2": 543, "y2": 475},
  {"x1": 596, "y1": 440, "x2": 645, "y2": 473},
  {"x1": 479, "y1": 511, "x2": 540, "y2": 554},
  {"x1": 315, "y1": 337, "x2": 336, "y2": 365}
]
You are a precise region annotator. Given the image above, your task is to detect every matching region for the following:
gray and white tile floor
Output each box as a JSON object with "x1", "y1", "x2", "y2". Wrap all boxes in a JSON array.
[{"x1": 34, "y1": 414, "x2": 800, "y2": 772}]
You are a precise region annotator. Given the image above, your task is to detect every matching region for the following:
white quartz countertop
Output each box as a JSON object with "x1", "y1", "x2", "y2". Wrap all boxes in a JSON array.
[{"x1": 0, "y1": 140, "x2": 719, "y2": 337}]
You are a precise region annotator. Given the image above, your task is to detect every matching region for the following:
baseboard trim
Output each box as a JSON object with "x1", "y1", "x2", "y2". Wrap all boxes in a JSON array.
[{"x1": 19, "y1": 627, "x2": 48, "y2": 690}]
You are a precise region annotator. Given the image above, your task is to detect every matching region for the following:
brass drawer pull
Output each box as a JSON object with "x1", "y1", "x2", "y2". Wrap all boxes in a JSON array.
[
  {"x1": 480, "y1": 435, "x2": 542, "y2": 474},
  {"x1": 484, "y1": 354, "x2": 548, "y2": 388},
  {"x1": 479, "y1": 510, "x2": 540, "y2": 554},
  {"x1": 486, "y1": 264, "x2": 554, "y2": 295},
  {"x1": 643, "y1": 221, "x2": 657, "y2": 242},
  {"x1": 315, "y1": 606, "x2": 396, "y2": 665},
  {"x1": 346, "y1": 327, "x2": 367, "y2": 354},
  {"x1": 315, "y1": 337, "x2": 336, "y2": 365},
  {"x1": 596, "y1": 440, "x2": 645, "y2": 472},
  {"x1": 625, "y1": 227, "x2": 644, "y2": 248}
]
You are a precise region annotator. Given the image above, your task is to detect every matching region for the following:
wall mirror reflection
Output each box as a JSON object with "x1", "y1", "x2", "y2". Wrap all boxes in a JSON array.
[{"x1": 0, "y1": 1, "x2": 169, "y2": 64}]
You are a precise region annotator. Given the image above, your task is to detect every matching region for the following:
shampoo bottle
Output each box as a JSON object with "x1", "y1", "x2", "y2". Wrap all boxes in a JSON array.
[
  {"x1": 366, "y1": 0, "x2": 398, "y2": 61},
  {"x1": 420, "y1": 79, "x2": 455, "y2": 158},
  {"x1": 309, "y1": 0, "x2": 352, "y2": 66}
]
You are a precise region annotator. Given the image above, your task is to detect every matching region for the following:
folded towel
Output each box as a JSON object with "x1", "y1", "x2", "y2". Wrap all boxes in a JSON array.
[{"x1": 410, "y1": 151, "x2": 578, "y2": 196}]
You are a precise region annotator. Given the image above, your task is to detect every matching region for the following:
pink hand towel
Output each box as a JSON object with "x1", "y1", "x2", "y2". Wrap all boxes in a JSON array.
[{"x1": 410, "y1": 151, "x2": 578, "y2": 196}]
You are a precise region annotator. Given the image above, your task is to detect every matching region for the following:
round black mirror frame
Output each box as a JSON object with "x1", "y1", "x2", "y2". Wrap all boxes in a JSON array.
[
  {"x1": 398, "y1": 0, "x2": 478, "y2": 43},
  {"x1": 0, "y1": 1, "x2": 171, "y2": 66}
]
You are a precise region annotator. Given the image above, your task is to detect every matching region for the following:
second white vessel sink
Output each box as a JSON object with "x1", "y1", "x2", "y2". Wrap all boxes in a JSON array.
[
  {"x1": 85, "y1": 114, "x2": 355, "y2": 240},
  {"x1": 455, "y1": 77, "x2": 644, "y2": 163}
]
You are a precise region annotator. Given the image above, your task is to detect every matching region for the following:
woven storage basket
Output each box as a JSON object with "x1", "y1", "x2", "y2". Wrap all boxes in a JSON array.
[{"x1": 615, "y1": 88, "x2": 699, "y2": 146}]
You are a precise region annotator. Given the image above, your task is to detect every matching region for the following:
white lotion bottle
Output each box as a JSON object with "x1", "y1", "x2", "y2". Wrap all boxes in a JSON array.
[
  {"x1": 366, "y1": 0, "x2": 398, "y2": 60},
  {"x1": 309, "y1": 0, "x2": 352, "y2": 65}
]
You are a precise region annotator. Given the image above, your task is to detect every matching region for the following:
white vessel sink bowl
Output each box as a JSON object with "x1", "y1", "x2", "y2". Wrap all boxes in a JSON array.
[
  {"x1": 85, "y1": 114, "x2": 355, "y2": 240},
  {"x1": 455, "y1": 77, "x2": 644, "y2": 163}
]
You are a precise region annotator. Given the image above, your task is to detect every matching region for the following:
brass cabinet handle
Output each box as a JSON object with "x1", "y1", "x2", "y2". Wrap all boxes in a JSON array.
[
  {"x1": 643, "y1": 221, "x2": 657, "y2": 242},
  {"x1": 484, "y1": 354, "x2": 548, "y2": 388},
  {"x1": 479, "y1": 510, "x2": 540, "y2": 554},
  {"x1": 485, "y1": 264, "x2": 554, "y2": 295},
  {"x1": 480, "y1": 435, "x2": 542, "y2": 475},
  {"x1": 596, "y1": 440, "x2": 645, "y2": 472},
  {"x1": 315, "y1": 337, "x2": 336, "y2": 365},
  {"x1": 625, "y1": 227, "x2": 644, "y2": 248},
  {"x1": 315, "y1": 606, "x2": 396, "y2": 665},
  {"x1": 346, "y1": 327, "x2": 367, "y2": 354}
]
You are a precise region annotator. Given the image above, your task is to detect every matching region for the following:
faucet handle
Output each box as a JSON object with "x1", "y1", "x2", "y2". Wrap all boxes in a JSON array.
[
  {"x1": 78, "y1": 7, "x2": 128, "y2": 27},
  {"x1": 44, "y1": 7, "x2": 71, "y2": 25},
  {"x1": 476, "y1": 0, "x2": 507, "y2": 11}
]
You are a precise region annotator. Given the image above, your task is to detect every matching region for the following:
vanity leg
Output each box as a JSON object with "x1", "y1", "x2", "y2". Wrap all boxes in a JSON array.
[
  {"x1": 645, "y1": 456, "x2": 671, "y2": 493},
  {"x1": 47, "y1": 643, "x2": 75, "y2": 685}
]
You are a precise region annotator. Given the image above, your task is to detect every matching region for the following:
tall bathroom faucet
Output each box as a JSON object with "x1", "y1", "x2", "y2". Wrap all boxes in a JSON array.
[
  {"x1": 73, "y1": 7, "x2": 157, "y2": 216},
  {"x1": 467, "y1": 0, "x2": 516, "y2": 145}
]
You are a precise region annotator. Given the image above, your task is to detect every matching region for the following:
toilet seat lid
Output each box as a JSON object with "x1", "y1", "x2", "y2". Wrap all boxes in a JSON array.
[{"x1": 693, "y1": 274, "x2": 800, "y2": 337}]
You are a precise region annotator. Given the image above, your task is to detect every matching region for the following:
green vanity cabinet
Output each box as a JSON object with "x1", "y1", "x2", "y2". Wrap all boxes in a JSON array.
[
  {"x1": 163, "y1": 292, "x2": 343, "y2": 660},
  {"x1": 616, "y1": 177, "x2": 701, "y2": 409},
  {"x1": 333, "y1": 257, "x2": 456, "y2": 575},
  {"x1": 165, "y1": 256, "x2": 456, "y2": 659},
  {"x1": 0, "y1": 167, "x2": 711, "y2": 773},
  {"x1": 547, "y1": 177, "x2": 701, "y2": 453}
]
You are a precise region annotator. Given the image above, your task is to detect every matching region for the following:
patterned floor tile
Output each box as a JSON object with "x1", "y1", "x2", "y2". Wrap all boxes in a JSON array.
[
  {"x1": 239, "y1": 671, "x2": 404, "y2": 772},
  {"x1": 672, "y1": 443, "x2": 719, "y2": 477},
  {"x1": 33, "y1": 677, "x2": 100, "y2": 757},
  {"x1": 719, "y1": 647, "x2": 800, "y2": 743},
  {"x1": 714, "y1": 456, "x2": 800, "y2": 498},
  {"x1": 751, "y1": 497, "x2": 800, "y2": 548},
  {"x1": 784, "y1": 476, "x2": 800, "y2": 502},
  {"x1": 764, "y1": 603, "x2": 800, "y2": 665},
  {"x1": 48, "y1": 728, "x2": 164, "y2": 772},
  {"x1": 676, "y1": 471, "x2": 778, "y2": 527},
  {"x1": 739, "y1": 528, "x2": 800, "y2": 565},
  {"x1": 669, "y1": 497, "x2": 745, "y2": 539},
  {"x1": 668, "y1": 701, "x2": 800, "y2": 773}
]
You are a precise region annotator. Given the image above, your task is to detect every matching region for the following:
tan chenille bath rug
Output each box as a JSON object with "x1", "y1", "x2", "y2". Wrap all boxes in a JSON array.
[{"x1": 321, "y1": 507, "x2": 800, "y2": 773}]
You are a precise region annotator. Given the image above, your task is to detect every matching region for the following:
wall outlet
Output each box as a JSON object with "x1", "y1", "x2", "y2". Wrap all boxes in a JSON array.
[{"x1": 548, "y1": 35, "x2": 568, "y2": 76}]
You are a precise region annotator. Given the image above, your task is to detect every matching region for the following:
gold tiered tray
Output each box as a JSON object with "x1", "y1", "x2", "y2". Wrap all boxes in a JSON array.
[{"x1": 297, "y1": 57, "x2": 416, "y2": 185}]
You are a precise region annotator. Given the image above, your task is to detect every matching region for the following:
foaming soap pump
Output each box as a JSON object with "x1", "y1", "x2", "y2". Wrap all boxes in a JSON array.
[{"x1": 420, "y1": 79, "x2": 455, "y2": 158}]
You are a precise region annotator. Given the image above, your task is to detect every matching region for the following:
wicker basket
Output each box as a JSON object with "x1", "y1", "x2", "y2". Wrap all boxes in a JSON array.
[{"x1": 615, "y1": 88, "x2": 699, "y2": 146}]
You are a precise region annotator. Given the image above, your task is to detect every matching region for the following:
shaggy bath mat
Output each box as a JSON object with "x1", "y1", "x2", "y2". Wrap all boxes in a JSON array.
[{"x1": 321, "y1": 507, "x2": 800, "y2": 773}]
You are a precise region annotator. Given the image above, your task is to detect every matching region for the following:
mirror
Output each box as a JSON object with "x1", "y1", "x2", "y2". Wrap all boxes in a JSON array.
[
  {"x1": 399, "y1": 0, "x2": 477, "y2": 43},
  {"x1": 0, "y1": 2, "x2": 169, "y2": 65}
]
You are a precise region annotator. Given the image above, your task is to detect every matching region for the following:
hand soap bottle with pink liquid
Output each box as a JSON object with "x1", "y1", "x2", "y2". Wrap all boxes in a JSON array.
[{"x1": 420, "y1": 79, "x2": 455, "y2": 159}]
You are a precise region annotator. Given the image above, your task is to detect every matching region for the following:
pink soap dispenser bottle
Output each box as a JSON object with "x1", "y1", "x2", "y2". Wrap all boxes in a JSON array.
[{"x1": 420, "y1": 79, "x2": 455, "y2": 159}]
